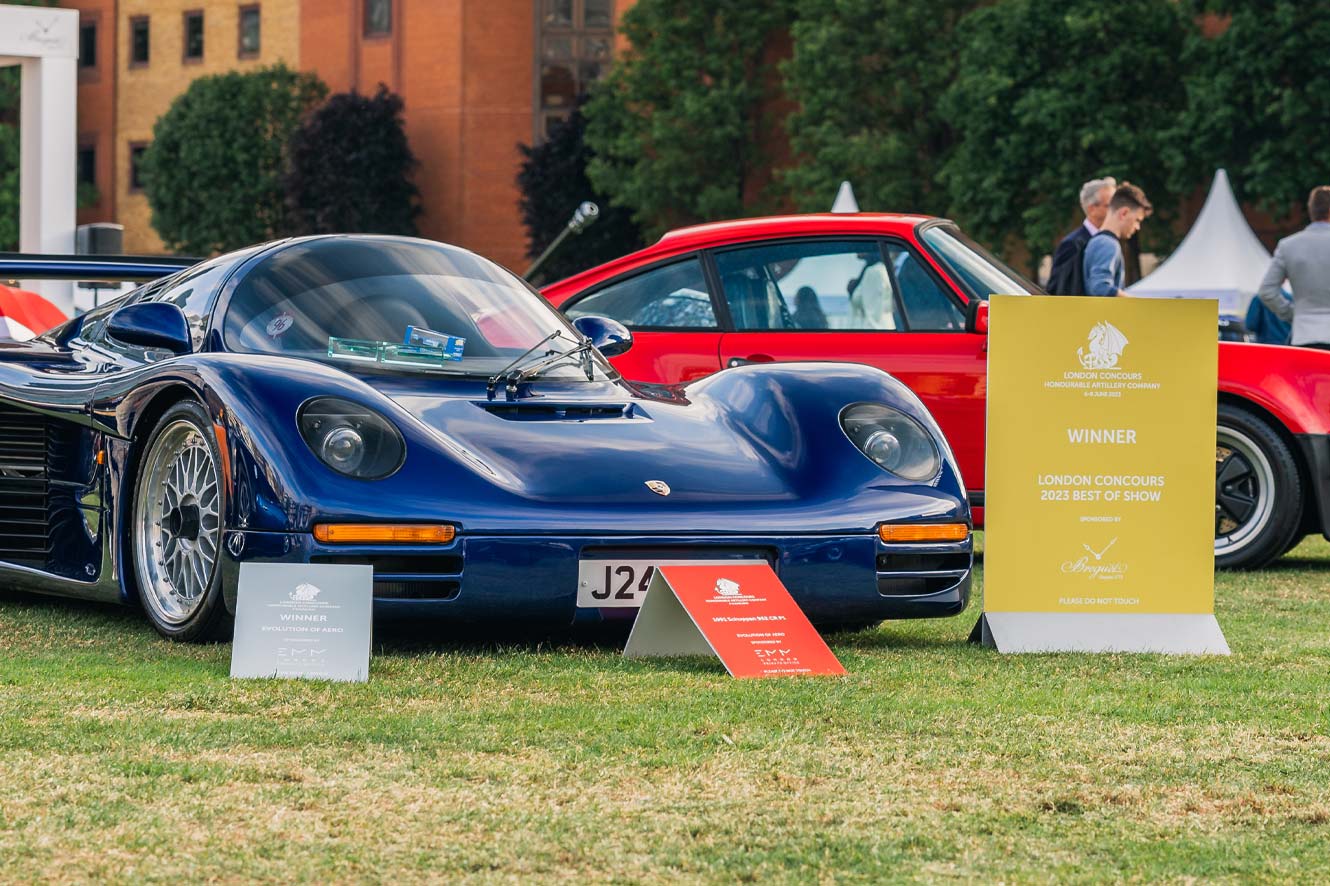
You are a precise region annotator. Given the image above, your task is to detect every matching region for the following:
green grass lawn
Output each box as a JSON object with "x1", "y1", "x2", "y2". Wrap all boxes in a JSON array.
[{"x1": 3, "y1": 537, "x2": 1329, "y2": 883}]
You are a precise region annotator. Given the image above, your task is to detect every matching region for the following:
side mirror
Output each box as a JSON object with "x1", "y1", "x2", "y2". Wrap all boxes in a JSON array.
[
  {"x1": 107, "y1": 302, "x2": 192, "y2": 355},
  {"x1": 572, "y1": 315, "x2": 633, "y2": 357},
  {"x1": 965, "y1": 300, "x2": 989, "y2": 335}
]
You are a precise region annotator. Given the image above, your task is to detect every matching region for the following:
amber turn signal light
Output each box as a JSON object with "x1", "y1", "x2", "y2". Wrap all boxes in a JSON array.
[
  {"x1": 313, "y1": 524, "x2": 456, "y2": 544},
  {"x1": 878, "y1": 523, "x2": 970, "y2": 543}
]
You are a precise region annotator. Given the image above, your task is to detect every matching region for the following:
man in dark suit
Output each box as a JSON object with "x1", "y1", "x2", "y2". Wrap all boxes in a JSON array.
[{"x1": 1046, "y1": 176, "x2": 1116, "y2": 294}]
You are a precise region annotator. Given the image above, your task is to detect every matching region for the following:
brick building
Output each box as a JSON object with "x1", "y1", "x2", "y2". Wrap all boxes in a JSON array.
[
  {"x1": 116, "y1": 0, "x2": 301, "y2": 252},
  {"x1": 300, "y1": 0, "x2": 627, "y2": 270},
  {"x1": 63, "y1": 1, "x2": 299, "y2": 253},
  {"x1": 65, "y1": 1, "x2": 628, "y2": 265},
  {"x1": 66, "y1": 0, "x2": 118, "y2": 231}
]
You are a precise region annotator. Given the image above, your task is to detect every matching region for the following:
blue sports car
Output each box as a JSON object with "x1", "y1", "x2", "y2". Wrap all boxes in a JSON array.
[{"x1": 0, "y1": 236, "x2": 972, "y2": 641}]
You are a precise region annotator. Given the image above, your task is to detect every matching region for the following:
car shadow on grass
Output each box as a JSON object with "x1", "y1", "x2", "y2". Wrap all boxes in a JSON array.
[
  {"x1": 1251, "y1": 555, "x2": 1330, "y2": 574},
  {"x1": 0, "y1": 587, "x2": 147, "y2": 633},
  {"x1": 829, "y1": 626, "x2": 974, "y2": 651},
  {"x1": 1, "y1": 588, "x2": 971, "y2": 659},
  {"x1": 370, "y1": 619, "x2": 636, "y2": 656}
]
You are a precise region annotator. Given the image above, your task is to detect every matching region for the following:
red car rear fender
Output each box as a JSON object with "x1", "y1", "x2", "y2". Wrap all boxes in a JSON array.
[{"x1": 1218, "y1": 343, "x2": 1330, "y2": 437}]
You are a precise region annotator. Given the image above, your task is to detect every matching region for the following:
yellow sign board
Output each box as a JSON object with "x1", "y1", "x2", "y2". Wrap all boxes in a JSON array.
[{"x1": 983, "y1": 296, "x2": 1223, "y2": 649}]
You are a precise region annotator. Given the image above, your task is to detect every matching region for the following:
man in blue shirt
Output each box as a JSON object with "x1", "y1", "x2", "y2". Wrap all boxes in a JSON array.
[{"x1": 1083, "y1": 183, "x2": 1152, "y2": 297}]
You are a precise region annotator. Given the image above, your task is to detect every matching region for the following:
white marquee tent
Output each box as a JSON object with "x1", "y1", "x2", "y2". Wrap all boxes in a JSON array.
[{"x1": 1128, "y1": 169, "x2": 1273, "y2": 316}]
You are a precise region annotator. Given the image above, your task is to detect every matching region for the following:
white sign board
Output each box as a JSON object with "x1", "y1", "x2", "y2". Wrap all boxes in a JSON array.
[{"x1": 230, "y1": 563, "x2": 373, "y2": 682}]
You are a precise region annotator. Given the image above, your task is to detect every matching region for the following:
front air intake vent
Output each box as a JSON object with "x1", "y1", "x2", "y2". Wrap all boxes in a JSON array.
[
  {"x1": 310, "y1": 553, "x2": 463, "y2": 601},
  {"x1": 875, "y1": 546, "x2": 971, "y2": 598},
  {"x1": 0, "y1": 403, "x2": 53, "y2": 566}
]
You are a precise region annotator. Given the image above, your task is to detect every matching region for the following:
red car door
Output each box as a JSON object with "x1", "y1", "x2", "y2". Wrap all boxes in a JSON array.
[
  {"x1": 559, "y1": 254, "x2": 725, "y2": 383},
  {"x1": 711, "y1": 237, "x2": 989, "y2": 495}
]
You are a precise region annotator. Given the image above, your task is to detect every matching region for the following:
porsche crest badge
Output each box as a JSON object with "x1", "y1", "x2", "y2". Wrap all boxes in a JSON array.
[{"x1": 645, "y1": 480, "x2": 671, "y2": 496}]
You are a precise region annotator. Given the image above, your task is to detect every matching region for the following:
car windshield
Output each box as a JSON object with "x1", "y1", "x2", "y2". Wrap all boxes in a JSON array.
[
  {"x1": 223, "y1": 237, "x2": 613, "y2": 379},
  {"x1": 919, "y1": 223, "x2": 1041, "y2": 301}
]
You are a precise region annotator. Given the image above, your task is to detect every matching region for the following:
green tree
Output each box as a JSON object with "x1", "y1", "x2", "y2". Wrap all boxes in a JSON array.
[
  {"x1": 1166, "y1": 1, "x2": 1330, "y2": 231},
  {"x1": 938, "y1": 0, "x2": 1191, "y2": 271},
  {"x1": 141, "y1": 64, "x2": 326, "y2": 254},
  {"x1": 284, "y1": 85, "x2": 420, "y2": 236},
  {"x1": 0, "y1": 108, "x2": 18, "y2": 253},
  {"x1": 517, "y1": 106, "x2": 644, "y2": 284},
  {"x1": 780, "y1": 0, "x2": 977, "y2": 214},
  {"x1": 584, "y1": 0, "x2": 795, "y2": 239}
]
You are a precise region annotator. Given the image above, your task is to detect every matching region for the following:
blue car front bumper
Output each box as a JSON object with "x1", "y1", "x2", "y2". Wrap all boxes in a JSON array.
[{"x1": 220, "y1": 530, "x2": 972, "y2": 627}]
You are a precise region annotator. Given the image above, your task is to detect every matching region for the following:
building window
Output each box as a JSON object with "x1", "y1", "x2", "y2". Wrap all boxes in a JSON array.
[
  {"x1": 183, "y1": 11, "x2": 205, "y2": 61},
  {"x1": 364, "y1": 0, "x2": 391, "y2": 37},
  {"x1": 129, "y1": 143, "x2": 148, "y2": 192},
  {"x1": 238, "y1": 6, "x2": 261, "y2": 57},
  {"x1": 79, "y1": 22, "x2": 97, "y2": 69},
  {"x1": 78, "y1": 146, "x2": 97, "y2": 187},
  {"x1": 537, "y1": 0, "x2": 614, "y2": 138},
  {"x1": 130, "y1": 16, "x2": 150, "y2": 66}
]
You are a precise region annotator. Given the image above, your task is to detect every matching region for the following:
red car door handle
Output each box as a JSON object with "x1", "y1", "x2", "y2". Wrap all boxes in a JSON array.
[{"x1": 727, "y1": 354, "x2": 775, "y2": 368}]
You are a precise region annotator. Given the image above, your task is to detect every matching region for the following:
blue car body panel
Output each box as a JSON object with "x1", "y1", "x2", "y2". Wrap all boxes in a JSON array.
[{"x1": 0, "y1": 237, "x2": 972, "y2": 628}]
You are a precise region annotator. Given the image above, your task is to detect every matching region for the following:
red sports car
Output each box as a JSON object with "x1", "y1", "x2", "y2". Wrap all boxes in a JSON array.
[{"x1": 543, "y1": 213, "x2": 1330, "y2": 570}]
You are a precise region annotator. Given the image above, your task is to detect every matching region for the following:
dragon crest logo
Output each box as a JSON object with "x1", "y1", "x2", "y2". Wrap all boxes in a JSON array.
[
  {"x1": 714, "y1": 578, "x2": 741, "y2": 597},
  {"x1": 290, "y1": 583, "x2": 322, "y2": 602},
  {"x1": 1077, "y1": 321, "x2": 1129, "y2": 370}
]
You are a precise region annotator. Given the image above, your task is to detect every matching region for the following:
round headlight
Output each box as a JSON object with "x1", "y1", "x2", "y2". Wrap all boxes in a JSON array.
[
  {"x1": 298, "y1": 398, "x2": 404, "y2": 480},
  {"x1": 320, "y1": 426, "x2": 366, "y2": 473},
  {"x1": 840, "y1": 403, "x2": 940, "y2": 481}
]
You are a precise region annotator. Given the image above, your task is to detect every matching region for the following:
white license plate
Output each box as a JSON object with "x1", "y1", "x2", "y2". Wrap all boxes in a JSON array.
[{"x1": 576, "y1": 559, "x2": 762, "y2": 608}]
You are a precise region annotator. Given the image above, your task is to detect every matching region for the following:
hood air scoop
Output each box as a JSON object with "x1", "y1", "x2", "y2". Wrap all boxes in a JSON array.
[{"x1": 479, "y1": 402, "x2": 637, "y2": 422}]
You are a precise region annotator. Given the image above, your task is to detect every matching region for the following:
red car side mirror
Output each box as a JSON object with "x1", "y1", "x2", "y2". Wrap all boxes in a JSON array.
[{"x1": 965, "y1": 300, "x2": 989, "y2": 335}]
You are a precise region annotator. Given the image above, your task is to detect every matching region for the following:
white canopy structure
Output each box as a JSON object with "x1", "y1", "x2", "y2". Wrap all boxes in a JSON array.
[
  {"x1": 1128, "y1": 169, "x2": 1272, "y2": 316},
  {"x1": 830, "y1": 181, "x2": 860, "y2": 213}
]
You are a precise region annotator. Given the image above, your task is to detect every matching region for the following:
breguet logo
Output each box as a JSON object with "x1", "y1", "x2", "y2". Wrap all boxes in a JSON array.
[
  {"x1": 1061, "y1": 537, "x2": 1127, "y2": 580},
  {"x1": 19, "y1": 17, "x2": 68, "y2": 52}
]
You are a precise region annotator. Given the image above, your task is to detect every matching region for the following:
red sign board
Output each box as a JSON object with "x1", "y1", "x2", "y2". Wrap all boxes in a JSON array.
[{"x1": 623, "y1": 563, "x2": 845, "y2": 679}]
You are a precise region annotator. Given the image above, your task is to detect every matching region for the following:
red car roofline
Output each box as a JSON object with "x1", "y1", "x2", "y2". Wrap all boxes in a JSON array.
[{"x1": 543, "y1": 213, "x2": 941, "y2": 300}]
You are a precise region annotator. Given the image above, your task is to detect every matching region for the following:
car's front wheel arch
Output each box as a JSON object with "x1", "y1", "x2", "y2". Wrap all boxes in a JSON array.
[
  {"x1": 116, "y1": 385, "x2": 203, "y2": 605},
  {"x1": 125, "y1": 396, "x2": 232, "y2": 641}
]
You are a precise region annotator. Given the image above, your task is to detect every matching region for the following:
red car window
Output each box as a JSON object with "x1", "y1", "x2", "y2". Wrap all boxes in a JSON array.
[
  {"x1": 713, "y1": 239, "x2": 901, "y2": 331},
  {"x1": 884, "y1": 243, "x2": 966, "y2": 331},
  {"x1": 564, "y1": 257, "x2": 718, "y2": 329}
]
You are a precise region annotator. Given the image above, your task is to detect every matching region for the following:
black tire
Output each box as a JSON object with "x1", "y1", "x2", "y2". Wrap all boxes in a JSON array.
[
  {"x1": 1215, "y1": 403, "x2": 1303, "y2": 570},
  {"x1": 131, "y1": 401, "x2": 232, "y2": 642},
  {"x1": 1282, "y1": 533, "x2": 1309, "y2": 556}
]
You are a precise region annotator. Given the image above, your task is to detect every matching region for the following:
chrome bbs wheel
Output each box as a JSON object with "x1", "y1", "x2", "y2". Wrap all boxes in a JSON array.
[{"x1": 136, "y1": 416, "x2": 222, "y2": 627}]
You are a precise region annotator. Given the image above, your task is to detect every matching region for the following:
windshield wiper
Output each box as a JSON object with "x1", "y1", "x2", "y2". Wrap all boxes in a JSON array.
[
  {"x1": 486, "y1": 331, "x2": 568, "y2": 400},
  {"x1": 494, "y1": 336, "x2": 597, "y2": 400}
]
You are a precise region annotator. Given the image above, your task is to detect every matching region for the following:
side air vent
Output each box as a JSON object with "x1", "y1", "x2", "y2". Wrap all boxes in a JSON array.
[
  {"x1": 481, "y1": 402, "x2": 633, "y2": 421},
  {"x1": 0, "y1": 403, "x2": 53, "y2": 567}
]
